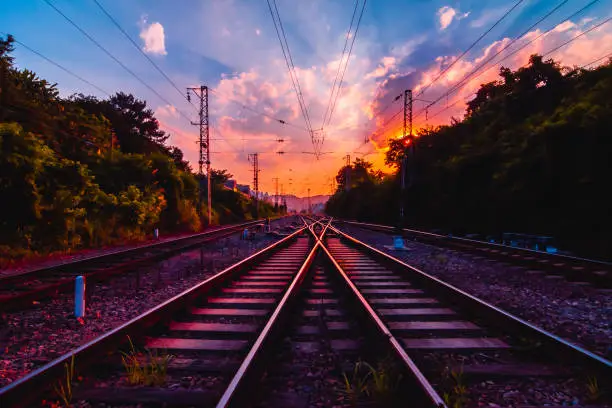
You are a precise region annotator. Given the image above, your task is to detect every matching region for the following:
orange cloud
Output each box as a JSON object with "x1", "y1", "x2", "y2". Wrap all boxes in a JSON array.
[{"x1": 166, "y1": 17, "x2": 611, "y2": 197}]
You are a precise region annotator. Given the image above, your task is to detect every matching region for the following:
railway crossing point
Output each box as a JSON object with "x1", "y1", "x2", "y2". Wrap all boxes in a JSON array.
[{"x1": 75, "y1": 275, "x2": 86, "y2": 318}]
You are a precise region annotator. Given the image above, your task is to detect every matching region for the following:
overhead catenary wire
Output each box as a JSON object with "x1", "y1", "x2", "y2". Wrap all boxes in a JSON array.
[
  {"x1": 91, "y1": 0, "x2": 195, "y2": 109},
  {"x1": 42, "y1": 0, "x2": 196, "y2": 124},
  {"x1": 1, "y1": 32, "x2": 111, "y2": 96},
  {"x1": 325, "y1": 0, "x2": 367, "y2": 129},
  {"x1": 415, "y1": 0, "x2": 602, "y2": 122},
  {"x1": 416, "y1": 0, "x2": 525, "y2": 97},
  {"x1": 51, "y1": 0, "x2": 299, "y2": 157},
  {"x1": 94, "y1": 0, "x2": 309, "y2": 132},
  {"x1": 208, "y1": 88, "x2": 309, "y2": 132},
  {"x1": 419, "y1": 0, "x2": 572, "y2": 116},
  {"x1": 266, "y1": 0, "x2": 314, "y2": 134},
  {"x1": 424, "y1": 23, "x2": 612, "y2": 123},
  {"x1": 321, "y1": 0, "x2": 359, "y2": 129},
  {"x1": 580, "y1": 50, "x2": 612, "y2": 68}
]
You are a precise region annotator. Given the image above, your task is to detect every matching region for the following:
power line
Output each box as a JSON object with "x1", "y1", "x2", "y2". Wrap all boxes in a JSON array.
[
  {"x1": 425, "y1": 21, "x2": 612, "y2": 123},
  {"x1": 94, "y1": 0, "x2": 309, "y2": 133},
  {"x1": 321, "y1": 0, "x2": 359, "y2": 128},
  {"x1": 417, "y1": 0, "x2": 525, "y2": 97},
  {"x1": 416, "y1": 0, "x2": 601, "y2": 121},
  {"x1": 92, "y1": 0, "x2": 194, "y2": 109},
  {"x1": 208, "y1": 88, "x2": 308, "y2": 132},
  {"x1": 543, "y1": 15, "x2": 611, "y2": 57},
  {"x1": 325, "y1": 0, "x2": 367, "y2": 129},
  {"x1": 420, "y1": 0, "x2": 571, "y2": 115},
  {"x1": 42, "y1": 0, "x2": 193, "y2": 123},
  {"x1": 266, "y1": 0, "x2": 314, "y2": 134},
  {"x1": 1, "y1": 33, "x2": 111, "y2": 96},
  {"x1": 375, "y1": 93, "x2": 403, "y2": 116},
  {"x1": 580, "y1": 50, "x2": 612, "y2": 68}
]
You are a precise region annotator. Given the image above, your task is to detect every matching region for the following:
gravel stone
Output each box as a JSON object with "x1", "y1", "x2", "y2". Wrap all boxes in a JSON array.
[{"x1": 0, "y1": 218, "x2": 299, "y2": 388}]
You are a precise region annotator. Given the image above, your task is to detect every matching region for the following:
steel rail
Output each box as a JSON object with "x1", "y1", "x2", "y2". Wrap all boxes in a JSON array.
[
  {"x1": 0, "y1": 219, "x2": 274, "y2": 284},
  {"x1": 0, "y1": 225, "x2": 306, "y2": 408},
  {"x1": 340, "y1": 220, "x2": 612, "y2": 266},
  {"x1": 314, "y1": 225, "x2": 447, "y2": 407},
  {"x1": 329, "y1": 224, "x2": 612, "y2": 375},
  {"x1": 0, "y1": 219, "x2": 288, "y2": 312},
  {"x1": 216, "y1": 220, "x2": 327, "y2": 407}
]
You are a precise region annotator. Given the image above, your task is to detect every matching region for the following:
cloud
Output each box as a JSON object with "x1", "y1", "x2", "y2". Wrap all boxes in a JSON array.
[
  {"x1": 155, "y1": 104, "x2": 180, "y2": 119},
  {"x1": 438, "y1": 6, "x2": 470, "y2": 31},
  {"x1": 553, "y1": 21, "x2": 576, "y2": 33},
  {"x1": 139, "y1": 17, "x2": 167, "y2": 55},
  {"x1": 368, "y1": 18, "x2": 612, "y2": 149},
  {"x1": 149, "y1": 1, "x2": 609, "y2": 196},
  {"x1": 470, "y1": 7, "x2": 507, "y2": 28}
]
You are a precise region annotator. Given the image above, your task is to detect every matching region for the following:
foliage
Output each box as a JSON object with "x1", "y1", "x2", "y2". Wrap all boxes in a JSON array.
[
  {"x1": 326, "y1": 55, "x2": 612, "y2": 259},
  {"x1": 337, "y1": 359, "x2": 402, "y2": 407},
  {"x1": 52, "y1": 355, "x2": 76, "y2": 408},
  {"x1": 585, "y1": 376, "x2": 603, "y2": 403},
  {"x1": 338, "y1": 361, "x2": 371, "y2": 407},
  {"x1": 442, "y1": 364, "x2": 468, "y2": 408},
  {"x1": 0, "y1": 34, "x2": 280, "y2": 263},
  {"x1": 120, "y1": 335, "x2": 173, "y2": 387}
]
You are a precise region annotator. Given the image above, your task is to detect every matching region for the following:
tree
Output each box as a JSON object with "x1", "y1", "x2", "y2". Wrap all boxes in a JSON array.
[{"x1": 326, "y1": 55, "x2": 612, "y2": 259}]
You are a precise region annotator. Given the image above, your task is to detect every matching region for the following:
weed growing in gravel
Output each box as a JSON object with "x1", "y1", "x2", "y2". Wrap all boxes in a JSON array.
[
  {"x1": 363, "y1": 360, "x2": 402, "y2": 406},
  {"x1": 120, "y1": 336, "x2": 173, "y2": 386},
  {"x1": 338, "y1": 359, "x2": 403, "y2": 407},
  {"x1": 338, "y1": 361, "x2": 371, "y2": 407},
  {"x1": 53, "y1": 355, "x2": 76, "y2": 408},
  {"x1": 442, "y1": 363, "x2": 468, "y2": 408},
  {"x1": 586, "y1": 376, "x2": 602, "y2": 402}
]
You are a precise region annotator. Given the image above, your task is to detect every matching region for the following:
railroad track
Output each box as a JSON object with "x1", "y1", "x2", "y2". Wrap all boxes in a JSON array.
[
  {"x1": 340, "y1": 220, "x2": 612, "y2": 288},
  {"x1": 0, "y1": 219, "x2": 445, "y2": 407},
  {"x1": 2, "y1": 218, "x2": 610, "y2": 407},
  {"x1": 0, "y1": 219, "x2": 276, "y2": 312},
  {"x1": 323, "y1": 223, "x2": 611, "y2": 407}
]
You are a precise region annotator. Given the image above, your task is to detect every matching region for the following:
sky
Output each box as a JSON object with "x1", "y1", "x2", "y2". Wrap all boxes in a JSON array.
[{"x1": 2, "y1": 0, "x2": 611, "y2": 196}]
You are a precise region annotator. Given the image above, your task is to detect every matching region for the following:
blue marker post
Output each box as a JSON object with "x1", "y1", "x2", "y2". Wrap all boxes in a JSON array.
[
  {"x1": 75, "y1": 275, "x2": 86, "y2": 318},
  {"x1": 154, "y1": 228, "x2": 159, "y2": 240},
  {"x1": 393, "y1": 236, "x2": 404, "y2": 250}
]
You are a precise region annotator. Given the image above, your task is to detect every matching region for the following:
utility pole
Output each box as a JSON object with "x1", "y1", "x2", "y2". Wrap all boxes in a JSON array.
[
  {"x1": 187, "y1": 85, "x2": 211, "y2": 227},
  {"x1": 307, "y1": 188, "x2": 311, "y2": 214},
  {"x1": 344, "y1": 154, "x2": 351, "y2": 192},
  {"x1": 399, "y1": 89, "x2": 413, "y2": 227},
  {"x1": 248, "y1": 153, "x2": 260, "y2": 218},
  {"x1": 272, "y1": 177, "x2": 279, "y2": 208},
  {"x1": 280, "y1": 184, "x2": 285, "y2": 213}
]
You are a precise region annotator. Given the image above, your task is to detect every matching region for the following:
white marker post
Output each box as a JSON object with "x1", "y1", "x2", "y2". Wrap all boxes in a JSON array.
[
  {"x1": 154, "y1": 228, "x2": 159, "y2": 240},
  {"x1": 75, "y1": 275, "x2": 86, "y2": 318}
]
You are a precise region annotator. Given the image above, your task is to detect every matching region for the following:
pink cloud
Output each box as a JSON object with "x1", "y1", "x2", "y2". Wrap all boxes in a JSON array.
[{"x1": 368, "y1": 17, "x2": 612, "y2": 151}]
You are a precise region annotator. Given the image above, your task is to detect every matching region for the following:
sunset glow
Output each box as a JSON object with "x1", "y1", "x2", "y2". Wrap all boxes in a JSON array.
[{"x1": 3, "y1": 1, "x2": 611, "y2": 196}]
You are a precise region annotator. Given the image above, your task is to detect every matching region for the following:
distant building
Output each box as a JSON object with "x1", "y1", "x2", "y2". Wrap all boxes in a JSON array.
[{"x1": 224, "y1": 179, "x2": 237, "y2": 191}]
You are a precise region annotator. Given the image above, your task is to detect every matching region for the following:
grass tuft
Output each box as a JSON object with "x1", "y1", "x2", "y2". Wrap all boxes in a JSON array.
[
  {"x1": 52, "y1": 355, "x2": 76, "y2": 408},
  {"x1": 337, "y1": 359, "x2": 402, "y2": 407},
  {"x1": 120, "y1": 335, "x2": 173, "y2": 386},
  {"x1": 586, "y1": 376, "x2": 602, "y2": 402},
  {"x1": 338, "y1": 361, "x2": 371, "y2": 407},
  {"x1": 442, "y1": 363, "x2": 468, "y2": 408}
]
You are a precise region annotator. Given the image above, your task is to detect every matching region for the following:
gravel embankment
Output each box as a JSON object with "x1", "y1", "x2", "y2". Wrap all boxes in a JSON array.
[
  {"x1": 337, "y1": 225, "x2": 612, "y2": 359},
  {"x1": 0, "y1": 222, "x2": 271, "y2": 278},
  {"x1": 0, "y1": 218, "x2": 300, "y2": 388}
]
